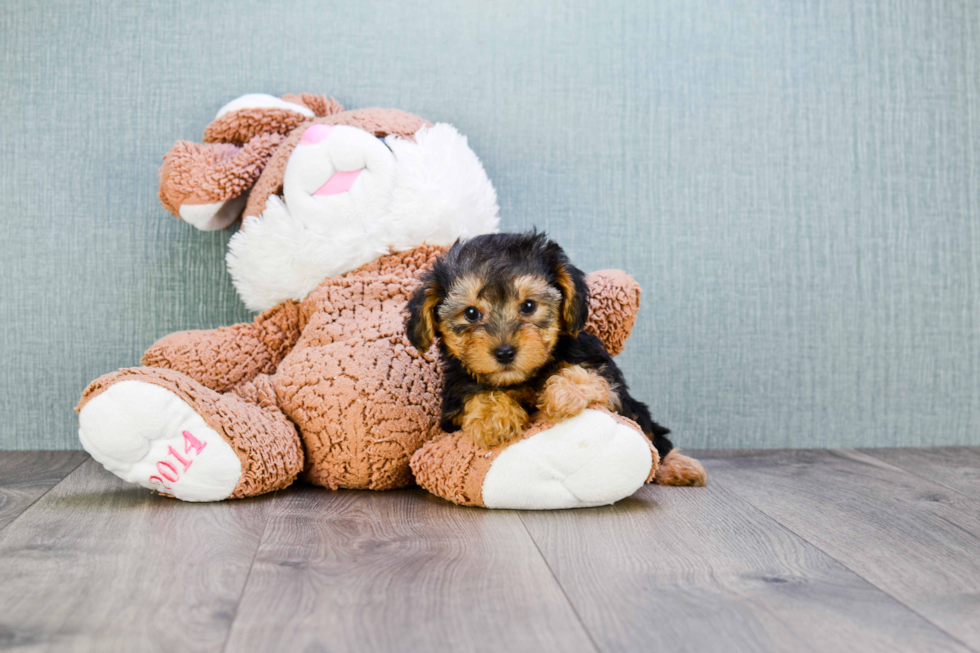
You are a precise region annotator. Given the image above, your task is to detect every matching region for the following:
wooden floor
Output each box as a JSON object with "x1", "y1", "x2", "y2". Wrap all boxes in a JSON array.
[{"x1": 1, "y1": 449, "x2": 978, "y2": 652}]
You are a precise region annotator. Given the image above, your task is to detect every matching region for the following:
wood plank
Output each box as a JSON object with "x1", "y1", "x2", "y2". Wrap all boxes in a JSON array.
[
  {"x1": 699, "y1": 449, "x2": 980, "y2": 650},
  {"x1": 222, "y1": 486, "x2": 597, "y2": 653},
  {"x1": 0, "y1": 459, "x2": 272, "y2": 653},
  {"x1": 0, "y1": 451, "x2": 88, "y2": 532},
  {"x1": 860, "y1": 447, "x2": 980, "y2": 501},
  {"x1": 519, "y1": 482, "x2": 968, "y2": 653}
]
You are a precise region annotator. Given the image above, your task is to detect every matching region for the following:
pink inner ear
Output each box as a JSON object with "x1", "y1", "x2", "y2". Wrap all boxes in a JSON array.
[
  {"x1": 314, "y1": 169, "x2": 363, "y2": 196},
  {"x1": 301, "y1": 124, "x2": 334, "y2": 145}
]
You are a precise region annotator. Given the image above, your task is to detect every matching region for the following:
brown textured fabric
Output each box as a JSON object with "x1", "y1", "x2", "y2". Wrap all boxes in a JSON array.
[
  {"x1": 322, "y1": 107, "x2": 430, "y2": 139},
  {"x1": 242, "y1": 110, "x2": 431, "y2": 219},
  {"x1": 344, "y1": 244, "x2": 448, "y2": 280},
  {"x1": 583, "y1": 270, "x2": 641, "y2": 357},
  {"x1": 409, "y1": 430, "x2": 495, "y2": 507},
  {"x1": 232, "y1": 373, "x2": 282, "y2": 410},
  {"x1": 410, "y1": 406, "x2": 658, "y2": 507},
  {"x1": 158, "y1": 133, "x2": 284, "y2": 217},
  {"x1": 77, "y1": 367, "x2": 304, "y2": 499},
  {"x1": 204, "y1": 110, "x2": 309, "y2": 146},
  {"x1": 141, "y1": 300, "x2": 303, "y2": 393},
  {"x1": 280, "y1": 93, "x2": 345, "y2": 117},
  {"x1": 278, "y1": 257, "x2": 445, "y2": 490}
]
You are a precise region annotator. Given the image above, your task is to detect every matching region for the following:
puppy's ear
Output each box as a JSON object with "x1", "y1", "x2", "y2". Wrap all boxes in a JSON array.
[
  {"x1": 556, "y1": 263, "x2": 589, "y2": 336},
  {"x1": 406, "y1": 273, "x2": 443, "y2": 352},
  {"x1": 544, "y1": 239, "x2": 589, "y2": 337}
]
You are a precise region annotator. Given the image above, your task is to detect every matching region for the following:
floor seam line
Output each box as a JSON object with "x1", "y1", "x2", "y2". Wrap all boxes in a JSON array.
[
  {"x1": 0, "y1": 453, "x2": 89, "y2": 536},
  {"x1": 856, "y1": 449, "x2": 980, "y2": 502},
  {"x1": 711, "y1": 473, "x2": 980, "y2": 653},
  {"x1": 517, "y1": 513, "x2": 603, "y2": 653},
  {"x1": 219, "y1": 492, "x2": 276, "y2": 653}
]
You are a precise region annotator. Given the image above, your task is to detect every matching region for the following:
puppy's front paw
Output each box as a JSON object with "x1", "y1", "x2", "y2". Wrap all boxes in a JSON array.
[
  {"x1": 463, "y1": 391, "x2": 530, "y2": 449},
  {"x1": 538, "y1": 365, "x2": 614, "y2": 423}
]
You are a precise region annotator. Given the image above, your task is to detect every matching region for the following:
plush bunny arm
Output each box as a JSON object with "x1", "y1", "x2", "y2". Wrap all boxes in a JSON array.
[
  {"x1": 584, "y1": 270, "x2": 641, "y2": 357},
  {"x1": 141, "y1": 300, "x2": 304, "y2": 393}
]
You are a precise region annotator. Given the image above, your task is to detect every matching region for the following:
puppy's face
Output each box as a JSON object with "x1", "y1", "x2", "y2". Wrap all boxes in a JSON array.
[
  {"x1": 406, "y1": 232, "x2": 590, "y2": 386},
  {"x1": 438, "y1": 273, "x2": 562, "y2": 386}
]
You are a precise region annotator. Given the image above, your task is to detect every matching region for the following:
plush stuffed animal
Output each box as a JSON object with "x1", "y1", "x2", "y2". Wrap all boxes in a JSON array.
[{"x1": 76, "y1": 93, "x2": 701, "y2": 509}]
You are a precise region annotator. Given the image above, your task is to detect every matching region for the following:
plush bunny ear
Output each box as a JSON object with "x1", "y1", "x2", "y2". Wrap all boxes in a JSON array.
[
  {"x1": 280, "y1": 93, "x2": 345, "y2": 118},
  {"x1": 158, "y1": 132, "x2": 284, "y2": 230},
  {"x1": 203, "y1": 93, "x2": 344, "y2": 146},
  {"x1": 160, "y1": 93, "x2": 347, "y2": 230}
]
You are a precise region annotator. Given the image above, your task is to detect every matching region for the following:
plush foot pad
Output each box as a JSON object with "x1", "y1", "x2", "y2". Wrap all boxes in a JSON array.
[
  {"x1": 412, "y1": 408, "x2": 658, "y2": 510},
  {"x1": 78, "y1": 380, "x2": 243, "y2": 501},
  {"x1": 654, "y1": 450, "x2": 707, "y2": 486}
]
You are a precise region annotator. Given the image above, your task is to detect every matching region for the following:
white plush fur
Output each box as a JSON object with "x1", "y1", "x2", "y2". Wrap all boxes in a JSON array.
[
  {"x1": 178, "y1": 194, "x2": 248, "y2": 231},
  {"x1": 227, "y1": 123, "x2": 499, "y2": 312},
  {"x1": 481, "y1": 410, "x2": 654, "y2": 510},
  {"x1": 382, "y1": 125, "x2": 501, "y2": 251},
  {"x1": 216, "y1": 93, "x2": 314, "y2": 119}
]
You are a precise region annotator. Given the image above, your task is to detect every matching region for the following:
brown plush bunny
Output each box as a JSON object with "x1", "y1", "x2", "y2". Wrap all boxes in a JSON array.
[{"x1": 76, "y1": 93, "x2": 699, "y2": 508}]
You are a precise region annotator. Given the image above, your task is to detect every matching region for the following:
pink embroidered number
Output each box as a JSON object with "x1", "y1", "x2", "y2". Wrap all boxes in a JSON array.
[
  {"x1": 148, "y1": 431, "x2": 209, "y2": 492},
  {"x1": 182, "y1": 430, "x2": 207, "y2": 455},
  {"x1": 168, "y1": 446, "x2": 191, "y2": 471},
  {"x1": 156, "y1": 461, "x2": 179, "y2": 483}
]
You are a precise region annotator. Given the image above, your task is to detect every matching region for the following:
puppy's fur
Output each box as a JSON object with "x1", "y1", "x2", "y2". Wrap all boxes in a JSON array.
[{"x1": 407, "y1": 232, "x2": 704, "y2": 485}]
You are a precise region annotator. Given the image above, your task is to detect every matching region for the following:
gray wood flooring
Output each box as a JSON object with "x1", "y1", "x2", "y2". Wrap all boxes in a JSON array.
[{"x1": 0, "y1": 448, "x2": 977, "y2": 653}]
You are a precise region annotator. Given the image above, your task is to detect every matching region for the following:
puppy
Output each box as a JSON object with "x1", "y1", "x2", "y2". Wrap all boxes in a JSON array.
[{"x1": 406, "y1": 232, "x2": 705, "y2": 486}]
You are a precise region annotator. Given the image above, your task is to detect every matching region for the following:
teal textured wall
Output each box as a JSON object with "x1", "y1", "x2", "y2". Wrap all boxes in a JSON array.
[{"x1": 1, "y1": 0, "x2": 978, "y2": 449}]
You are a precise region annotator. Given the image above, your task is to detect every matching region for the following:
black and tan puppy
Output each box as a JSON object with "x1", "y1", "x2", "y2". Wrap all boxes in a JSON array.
[{"x1": 406, "y1": 231, "x2": 705, "y2": 486}]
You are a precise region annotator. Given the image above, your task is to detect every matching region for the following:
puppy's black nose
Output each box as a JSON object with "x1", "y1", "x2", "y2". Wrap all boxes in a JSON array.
[{"x1": 494, "y1": 345, "x2": 516, "y2": 364}]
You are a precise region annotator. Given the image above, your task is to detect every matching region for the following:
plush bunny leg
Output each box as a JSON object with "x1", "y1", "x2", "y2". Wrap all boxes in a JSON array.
[
  {"x1": 411, "y1": 408, "x2": 658, "y2": 510},
  {"x1": 141, "y1": 300, "x2": 303, "y2": 394},
  {"x1": 77, "y1": 367, "x2": 303, "y2": 501}
]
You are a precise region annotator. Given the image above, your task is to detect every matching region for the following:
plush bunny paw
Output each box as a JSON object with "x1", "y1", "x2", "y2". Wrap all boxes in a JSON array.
[
  {"x1": 77, "y1": 368, "x2": 303, "y2": 501},
  {"x1": 78, "y1": 379, "x2": 243, "y2": 501},
  {"x1": 411, "y1": 408, "x2": 657, "y2": 510}
]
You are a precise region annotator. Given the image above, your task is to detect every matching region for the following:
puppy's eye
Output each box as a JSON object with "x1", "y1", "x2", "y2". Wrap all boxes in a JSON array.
[
  {"x1": 463, "y1": 307, "x2": 481, "y2": 322},
  {"x1": 519, "y1": 300, "x2": 537, "y2": 316}
]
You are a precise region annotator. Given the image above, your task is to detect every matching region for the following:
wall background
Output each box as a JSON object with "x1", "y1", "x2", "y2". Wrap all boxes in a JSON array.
[{"x1": 1, "y1": 0, "x2": 978, "y2": 450}]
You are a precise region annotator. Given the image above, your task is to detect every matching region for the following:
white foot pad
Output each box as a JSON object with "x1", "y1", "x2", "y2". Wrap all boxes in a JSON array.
[
  {"x1": 481, "y1": 409, "x2": 653, "y2": 510},
  {"x1": 78, "y1": 381, "x2": 242, "y2": 502}
]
